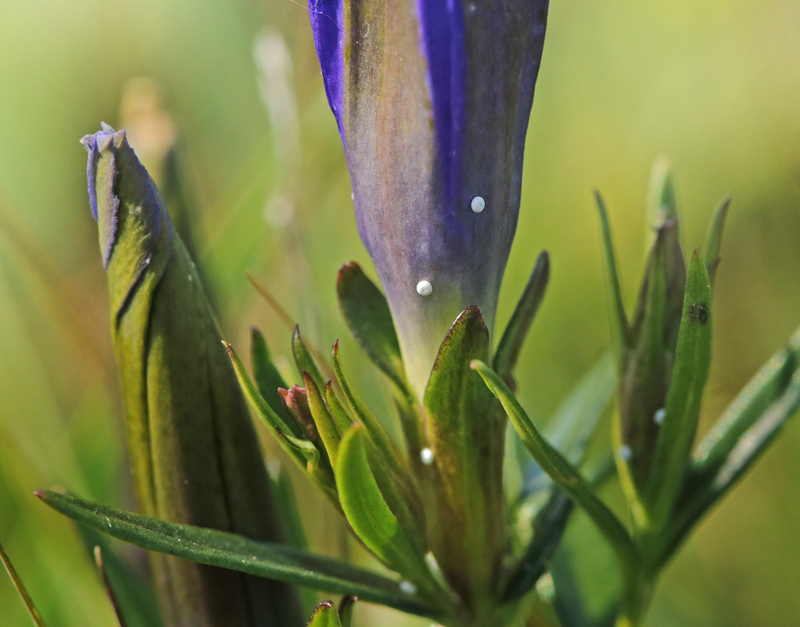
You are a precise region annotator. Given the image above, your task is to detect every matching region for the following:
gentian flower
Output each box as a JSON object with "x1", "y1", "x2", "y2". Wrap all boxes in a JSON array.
[
  {"x1": 82, "y1": 125, "x2": 301, "y2": 627},
  {"x1": 310, "y1": 0, "x2": 550, "y2": 396}
]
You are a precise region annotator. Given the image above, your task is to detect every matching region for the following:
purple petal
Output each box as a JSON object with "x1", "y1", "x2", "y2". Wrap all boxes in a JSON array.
[{"x1": 309, "y1": 0, "x2": 345, "y2": 135}]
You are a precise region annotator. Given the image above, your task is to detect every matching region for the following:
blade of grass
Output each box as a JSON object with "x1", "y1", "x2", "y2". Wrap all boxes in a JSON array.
[{"x1": 0, "y1": 540, "x2": 47, "y2": 627}]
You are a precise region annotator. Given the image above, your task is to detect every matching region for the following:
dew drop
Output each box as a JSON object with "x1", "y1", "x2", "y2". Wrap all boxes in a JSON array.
[
  {"x1": 471, "y1": 196, "x2": 485, "y2": 213},
  {"x1": 416, "y1": 280, "x2": 433, "y2": 296},
  {"x1": 399, "y1": 580, "x2": 417, "y2": 595},
  {"x1": 653, "y1": 408, "x2": 666, "y2": 425},
  {"x1": 420, "y1": 448, "x2": 434, "y2": 465},
  {"x1": 618, "y1": 445, "x2": 633, "y2": 462}
]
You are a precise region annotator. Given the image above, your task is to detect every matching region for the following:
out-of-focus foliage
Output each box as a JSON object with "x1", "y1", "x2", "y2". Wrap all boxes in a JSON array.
[{"x1": 0, "y1": 1, "x2": 798, "y2": 626}]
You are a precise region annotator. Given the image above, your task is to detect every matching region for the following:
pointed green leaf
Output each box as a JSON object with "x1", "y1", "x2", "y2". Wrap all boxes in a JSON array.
[
  {"x1": 336, "y1": 262, "x2": 410, "y2": 396},
  {"x1": 493, "y1": 250, "x2": 550, "y2": 378},
  {"x1": 617, "y1": 223, "x2": 670, "y2": 491},
  {"x1": 0, "y1": 540, "x2": 48, "y2": 627},
  {"x1": 502, "y1": 491, "x2": 573, "y2": 602},
  {"x1": 646, "y1": 157, "x2": 679, "y2": 233},
  {"x1": 423, "y1": 307, "x2": 506, "y2": 601},
  {"x1": 330, "y1": 340, "x2": 397, "y2": 464},
  {"x1": 293, "y1": 326, "x2": 326, "y2": 391},
  {"x1": 471, "y1": 360, "x2": 638, "y2": 575},
  {"x1": 595, "y1": 191, "x2": 630, "y2": 358},
  {"x1": 325, "y1": 381, "x2": 354, "y2": 434},
  {"x1": 338, "y1": 595, "x2": 357, "y2": 627},
  {"x1": 304, "y1": 372, "x2": 343, "y2": 467},
  {"x1": 335, "y1": 425, "x2": 428, "y2": 582},
  {"x1": 251, "y1": 326, "x2": 288, "y2": 417},
  {"x1": 307, "y1": 601, "x2": 342, "y2": 627},
  {"x1": 35, "y1": 490, "x2": 442, "y2": 620},
  {"x1": 703, "y1": 197, "x2": 731, "y2": 287},
  {"x1": 225, "y1": 342, "x2": 336, "y2": 496},
  {"x1": 645, "y1": 250, "x2": 713, "y2": 528},
  {"x1": 661, "y1": 327, "x2": 800, "y2": 561}
]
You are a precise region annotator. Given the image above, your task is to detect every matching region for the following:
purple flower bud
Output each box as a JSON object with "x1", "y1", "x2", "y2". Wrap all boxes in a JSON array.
[{"x1": 310, "y1": 0, "x2": 549, "y2": 394}]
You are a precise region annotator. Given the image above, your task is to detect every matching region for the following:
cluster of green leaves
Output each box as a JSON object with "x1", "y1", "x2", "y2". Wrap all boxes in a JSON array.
[{"x1": 7, "y1": 157, "x2": 799, "y2": 627}]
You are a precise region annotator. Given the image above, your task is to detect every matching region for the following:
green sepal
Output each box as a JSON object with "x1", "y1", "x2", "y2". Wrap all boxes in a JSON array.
[
  {"x1": 595, "y1": 191, "x2": 630, "y2": 359},
  {"x1": 661, "y1": 327, "x2": 800, "y2": 562},
  {"x1": 292, "y1": 326, "x2": 326, "y2": 392},
  {"x1": 307, "y1": 601, "x2": 342, "y2": 627},
  {"x1": 645, "y1": 249, "x2": 713, "y2": 529},
  {"x1": 703, "y1": 197, "x2": 731, "y2": 287},
  {"x1": 0, "y1": 540, "x2": 47, "y2": 627},
  {"x1": 304, "y1": 372, "x2": 343, "y2": 468},
  {"x1": 34, "y1": 491, "x2": 442, "y2": 620},
  {"x1": 336, "y1": 262, "x2": 410, "y2": 397},
  {"x1": 251, "y1": 326, "x2": 288, "y2": 418},
  {"x1": 493, "y1": 250, "x2": 550, "y2": 380},
  {"x1": 422, "y1": 307, "x2": 506, "y2": 606},
  {"x1": 334, "y1": 426, "x2": 430, "y2": 586}
]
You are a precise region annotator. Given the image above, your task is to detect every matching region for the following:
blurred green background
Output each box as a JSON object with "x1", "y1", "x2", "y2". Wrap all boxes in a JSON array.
[{"x1": 1, "y1": 0, "x2": 798, "y2": 625}]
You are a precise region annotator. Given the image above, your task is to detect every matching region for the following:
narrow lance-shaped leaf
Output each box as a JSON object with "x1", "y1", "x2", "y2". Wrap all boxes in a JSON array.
[
  {"x1": 34, "y1": 491, "x2": 442, "y2": 620},
  {"x1": 330, "y1": 340, "x2": 398, "y2": 464},
  {"x1": 471, "y1": 360, "x2": 639, "y2": 577},
  {"x1": 0, "y1": 540, "x2": 47, "y2": 627},
  {"x1": 325, "y1": 380, "x2": 354, "y2": 434},
  {"x1": 595, "y1": 191, "x2": 630, "y2": 359},
  {"x1": 645, "y1": 249, "x2": 713, "y2": 529},
  {"x1": 307, "y1": 601, "x2": 342, "y2": 627},
  {"x1": 519, "y1": 351, "x2": 615, "y2": 500},
  {"x1": 493, "y1": 250, "x2": 550, "y2": 379},
  {"x1": 335, "y1": 425, "x2": 431, "y2": 586},
  {"x1": 293, "y1": 325, "x2": 327, "y2": 392},
  {"x1": 660, "y1": 327, "x2": 800, "y2": 562},
  {"x1": 304, "y1": 372, "x2": 343, "y2": 467},
  {"x1": 645, "y1": 157, "x2": 679, "y2": 247},
  {"x1": 251, "y1": 326, "x2": 288, "y2": 417},
  {"x1": 225, "y1": 342, "x2": 337, "y2": 500},
  {"x1": 616, "y1": 223, "x2": 670, "y2": 505},
  {"x1": 338, "y1": 595, "x2": 357, "y2": 627},
  {"x1": 336, "y1": 262, "x2": 410, "y2": 397},
  {"x1": 502, "y1": 490, "x2": 573, "y2": 603},
  {"x1": 703, "y1": 197, "x2": 731, "y2": 288}
]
